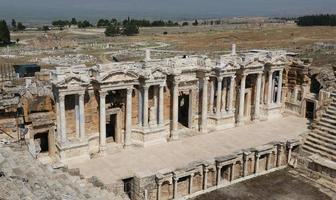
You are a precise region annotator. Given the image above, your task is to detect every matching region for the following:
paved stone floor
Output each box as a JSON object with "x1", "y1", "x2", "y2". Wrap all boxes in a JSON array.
[
  {"x1": 69, "y1": 116, "x2": 309, "y2": 184},
  {"x1": 191, "y1": 169, "x2": 335, "y2": 200}
]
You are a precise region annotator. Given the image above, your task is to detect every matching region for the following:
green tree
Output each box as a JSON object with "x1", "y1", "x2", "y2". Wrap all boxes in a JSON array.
[
  {"x1": 70, "y1": 18, "x2": 77, "y2": 25},
  {"x1": 182, "y1": 22, "x2": 189, "y2": 26},
  {"x1": 11, "y1": 19, "x2": 16, "y2": 29},
  {"x1": 42, "y1": 26, "x2": 50, "y2": 32},
  {"x1": 104, "y1": 23, "x2": 120, "y2": 36},
  {"x1": 192, "y1": 19, "x2": 198, "y2": 26},
  {"x1": 0, "y1": 20, "x2": 10, "y2": 45},
  {"x1": 97, "y1": 19, "x2": 110, "y2": 27},
  {"x1": 122, "y1": 23, "x2": 139, "y2": 36},
  {"x1": 17, "y1": 22, "x2": 26, "y2": 31}
]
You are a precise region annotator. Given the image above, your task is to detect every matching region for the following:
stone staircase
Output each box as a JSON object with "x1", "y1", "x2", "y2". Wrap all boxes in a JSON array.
[
  {"x1": 0, "y1": 144, "x2": 128, "y2": 200},
  {"x1": 302, "y1": 91, "x2": 336, "y2": 161}
]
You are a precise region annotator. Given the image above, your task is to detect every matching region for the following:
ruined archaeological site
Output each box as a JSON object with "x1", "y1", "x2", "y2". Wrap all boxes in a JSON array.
[{"x1": 0, "y1": 17, "x2": 336, "y2": 200}]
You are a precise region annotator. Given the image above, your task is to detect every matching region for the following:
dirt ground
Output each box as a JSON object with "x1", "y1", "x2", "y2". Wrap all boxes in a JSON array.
[{"x1": 192, "y1": 169, "x2": 335, "y2": 200}]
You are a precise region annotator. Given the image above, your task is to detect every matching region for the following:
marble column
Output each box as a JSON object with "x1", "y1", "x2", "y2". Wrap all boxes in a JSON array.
[
  {"x1": 173, "y1": 177, "x2": 178, "y2": 199},
  {"x1": 125, "y1": 88, "x2": 133, "y2": 146},
  {"x1": 216, "y1": 76, "x2": 223, "y2": 116},
  {"x1": 99, "y1": 91, "x2": 107, "y2": 153},
  {"x1": 172, "y1": 80, "x2": 179, "y2": 139},
  {"x1": 143, "y1": 85, "x2": 149, "y2": 127},
  {"x1": 55, "y1": 96, "x2": 61, "y2": 141},
  {"x1": 230, "y1": 164, "x2": 235, "y2": 181},
  {"x1": 216, "y1": 166, "x2": 221, "y2": 185},
  {"x1": 254, "y1": 73, "x2": 262, "y2": 120},
  {"x1": 276, "y1": 70, "x2": 283, "y2": 104},
  {"x1": 201, "y1": 77, "x2": 208, "y2": 133},
  {"x1": 243, "y1": 153, "x2": 248, "y2": 177},
  {"x1": 277, "y1": 146, "x2": 283, "y2": 167},
  {"x1": 254, "y1": 154, "x2": 260, "y2": 174},
  {"x1": 188, "y1": 89, "x2": 193, "y2": 128},
  {"x1": 228, "y1": 76, "x2": 235, "y2": 113},
  {"x1": 209, "y1": 80, "x2": 215, "y2": 114},
  {"x1": 221, "y1": 78, "x2": 228, "y2": 112},
  {"x1": 238, "y1": 74, "x2": 247, "y2": 124},
  {"x1": 158, "y1": 85, "x2": 164, "y2": 126},
  {"x1": 267, "y1": 70, "x2": 274, "y2": 105},
  {"x1": 261, "y1": 74, "x2": 265, "y2": 104},
  {"x1": 157, "y1": 183, "x2": 161, "y2": 200},
  {"x1": 188, "y1": 174, "x2": 193, "y2": 194},
  {"x1": 266, "y1": 154, "x2": 271, "y2": 170},
  {"x1": 153, "y1": 86, "x2": 158, "y2": 125},
  {"x1": 59, "y1": 94, "x2": 67, "y2": 144},
  {"x1": 287, "y1": 145, "x2": 293, "y2": 163},
  {"x1": 138, "y1": 88, "x2": 143, "y2": 126},
  {"x1": 203, "y1": 168, "x2": 208, "y2": 190},
  {"x1": 75, "y1": 95, "x2": 80, "y2": 138},
  {"x1": 79, "y1": 93, "x2": 85, "y2": 140}
]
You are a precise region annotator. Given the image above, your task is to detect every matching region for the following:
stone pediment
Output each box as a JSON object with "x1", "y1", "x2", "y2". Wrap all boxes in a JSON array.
[
  {"x1": 55, "y1": 74, "x2": 90, "y2": 88},
  {"x1": 98, "y1": 70, "x2": 139, "y2": 83}
]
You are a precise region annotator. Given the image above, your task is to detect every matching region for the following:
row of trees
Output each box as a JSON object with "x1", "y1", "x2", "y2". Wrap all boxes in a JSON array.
[
  {"x1": 11, "y1": 19, "x2": 25, "y2": 31},
  {"x1": 52, "y1": 18, "x2": 93, "y2": 28},
  {"x1": 296, "y1": 14, "x2": 336, "y2": 26},
  {"x1": 104, "y1": 20, "x2": 139, "y2": 37}
]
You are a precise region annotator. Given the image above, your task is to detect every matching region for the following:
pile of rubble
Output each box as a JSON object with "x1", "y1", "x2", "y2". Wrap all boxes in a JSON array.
[
  {"x1": 40, "y1": 54, "x2": 97, "y2": 66},
  {"x1": 0, "y1": 145, "x2": 128, "y2": 200}
]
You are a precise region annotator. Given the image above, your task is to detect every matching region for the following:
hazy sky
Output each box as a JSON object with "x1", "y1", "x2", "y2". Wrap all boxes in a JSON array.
[{"x1": 0, "y1": 0, "x2": 335, "y2": 23}]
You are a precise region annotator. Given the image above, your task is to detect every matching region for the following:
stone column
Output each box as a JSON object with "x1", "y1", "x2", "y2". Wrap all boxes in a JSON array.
[
  {"x1": 277, "y1": 146, "x2": 283, "y2": 167},
  {"x1": 138, "y1": 87, "x2": 143, "y2": 126},
  {"x1": 79, "y1": 93, "x2": 85, "y2": 141},
  {"x1": 287, "y1": 145, "x2": 293, "y2": 163},
  {"x1": 153, "y1": 86, "x2": 158, "y2": 125},
  {"x1": 59, "y1": 94, "x2": 67, "y2": 144},
  {"x1": 254, "y1": 73, "x2": 262, "y2": 120},
  {"x1": 55, "y1": 96, "x2": 61, "y2": 141},
  {"x1": 201, "y1": 77, "x2": 209, "y2": 133},
  {"x1": 238, "y1": 74, "x2": 247, "y2": 124},
  {"x1": 157, "y1": 182, "x2": 161, "y2": 200},
  {"x1": 230, "y1": 164, "x2": 235, "y2": 181},
  {"x1": 209, "y1": 79, "x2": 215, "y2": 114},
  {"x1": 243, "y1": 153, "x2": 248, "y2": 177},
  {"x1": 188, "y1": 89, "x2": 193, "y2": 128},
  {"x1": 221, "y1": 78, "x2": 228, "y2": 112},
  {"x1": 276, "y1": 70, "x2": 283, "y2": 104},
  {"x1": 267, "y1": 70, "x2": 273, "y2": 105},
  {"x1": 172, "y1": 80, "x2": 179, "y2": 139},
  {"x1": 75, "y1": 95, "x2": 80, "y2": 138},
  {"x1": 173, "y1": 176, "x2": 178, "y2": 199},
  {"x1": 216, "y1": 76, "x2": 223, "y2": 116},
  {"x1": 228, "y1": 76, "x2": 235, "y2": 113},
  {"x1": 143, "y1": 85, "x2": 149, "y2": 127},
  {"x1": 254, "y1": 154, "x2": 260, "y2": 174},
  {"x1": 189, "y1": 174, "x2": 193, "y2": 194},
  {"x1": 261, "y1": 74, "x2": 265, "y2": 104},
  {"x1": 216, "y1": 166, "x2": 221, "y2": 185},
  {"x1": 99, "y1": 91, "x2": 107, "y2": 153},
  {"x1": 203, "y1": 168, "x2": 208, "y2": 190},
  {"x1": 159, "y1": 85, "x2": 164, "y2": 126},
  {"x1": 125, "y1": 88, "x2": 133, "y2": 146},
  {"x1": 266, "y1": 153, "x2": 271, "y2": 170}
]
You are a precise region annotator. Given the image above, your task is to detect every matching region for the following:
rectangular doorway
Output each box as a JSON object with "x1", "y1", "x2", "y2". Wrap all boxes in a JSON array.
[
  {"x1": 34, "y1": 131, "x2": 49, "y2": 153},
  {"x1": 106, "y1": 114, "x2": 117, "y2": 142},
  {"x1": 305, "y1": 101, "x2": 315, "y2": 120},
  {"x1": 178, "y1": 94, "x2": 189, "y2": 128}
]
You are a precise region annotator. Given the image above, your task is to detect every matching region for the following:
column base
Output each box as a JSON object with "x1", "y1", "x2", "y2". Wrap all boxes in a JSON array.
[
  {"x1": 99, "y1": 146, "x2": 106, "y2": 155},
  {"x1": 171, "y1": 130, "x2": 179, "y2": 140}
]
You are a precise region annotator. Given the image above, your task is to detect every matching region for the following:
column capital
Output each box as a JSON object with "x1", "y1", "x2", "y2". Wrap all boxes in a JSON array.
[
  {"x1": 127, "y1": 87, "x2": 133, "y2": 95},
  {"x1": 217, "y1": 76, "x2": 223, "y2": 81},
  {"x1": 142, "y1": 84, "x2": 150, "y2": 89},
  {"x1": 59, "y1": 93, "x2": 65, "y2": 101},
  {"x1": 230, "y1": 75, "x2": 236, "y2": 80},
  {"x1": 99, "y1": 91, "x2": 107, "y2": 97}
]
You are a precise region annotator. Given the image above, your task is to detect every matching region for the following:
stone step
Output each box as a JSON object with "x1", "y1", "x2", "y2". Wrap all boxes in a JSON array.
[
  {"x1": 318, "y1": 121, "x2": 336, "y2": 130},
  {"x1": 320, "y1": 117, "x2": 336, "y2": 126},
  {"x1": 308, "y1": 132, "x2": 336, "y2": 146},
  {"x1": 313, "y1": 129, "x2": 336, "y2": 141},
  {"x1": 306, "y1": 136, "x2": 336, "y2": 151},
  {"x1": 322, "y1": 113, "x2": 336, "y2": 121},
  {"x1": 304, "y1": 140, "x2": 336, "y2": 160},
  {"x1": 302, "y1": 145, "x2": 336, "y2": 162},
  {"x1": 316, "y1": 124, "x2": 336, "y2": 135},
  {"x1": 327, "y1": 106, "x2": 336, "y2": 112}
]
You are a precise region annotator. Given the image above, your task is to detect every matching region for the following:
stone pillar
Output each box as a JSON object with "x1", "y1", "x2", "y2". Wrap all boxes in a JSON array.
[
  {"x1": 203, "y1": 168, "x2": 208, "y2": 190},
  {"x1": 261, "y1": 74, "x2": 265, "y2": 104},
  {"x1": 209, "y1": 79, "x2": 214, "y2": 114},
  {"x1": 99, "y1": 91, "x2": 107, "y2": 153},
  {"x1": 173, "y1": 176, "x2": 178, "y2": 199},
  {"x1": 138, "y1": 87, "x2": 143, "y2": 126},
  {"x1": 55, "y1": 96, "x2": 61, "y2": 141},
  {"x1": 172, "y1": 80, "x2": 179, "y2": 139},
  {"x1": 79, "y1": 93, "x2": 85, "y2": 140},
  {"x1": 230, "y1": 164, "x2": 235, "y2": 181},
  {"x1": 228, "y1": 76, "x2": 235, "y2": 113},
  {"x1": 59, "y1": 94, "x2": 67, "y2": 144},
  {"x1": 266, "y1": 153, "x2": 271, "y2": 170},
  {"x1": 254, "y1": 73, "x2": 262, "y2": 120},
  {"x1": 125, "y1": 88, "x2": 133, "y2": 146},
  {"x1": 143, "y1": 85, "x2": 149, "y2": 127},
  {"x1": 157, "y1": 182, "x2": 161, "y2": 200},
  {"x1": 287, "y1": 145, "x2": 293, "y2": 163},
  {"x1": 188, "y1": 89, "x2": 193, "y2": 128},
  {"x1": 216, "y1": 76, "x2": 223, "y2": 116},
  {"x1": 254, "y1": 154, "x2": 260, "y2": 174},
  {"x1": 277, "y1": 146, "x2": 283, "y2": 167},
  {"x1": 188, "y1": 174, "x2": 193, "y2": 194},
  {"x1": 75, "y1": 95, "x2": 80, "y2": 138},
  {"x1": 277, "y1": 70, "x2": 283, "y2": 104},
  {"x1": 243, "y1": 153, "x2": 248, "y2": 177},
  {"x1": 238, "y1": 74, "x2": 247, "y2": 124},
  {"x1": 267, "y1": 70, "x2": 273, "y2": 105},
  {"x1": 216, "y1": 166, "x2": 221, "y2": 185},
  {"x1": 201, "y1": 77, "x2": 209, "y2": 133},
  {"x1": 158, "y1": 85, "x2": 164, "y2": 126},
  {"x1": 153, "y1": 86, "x2": 158, "y2": 125},
  {"x1": 221, "y1": 78, "x2": 228, "y2": 112}
]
